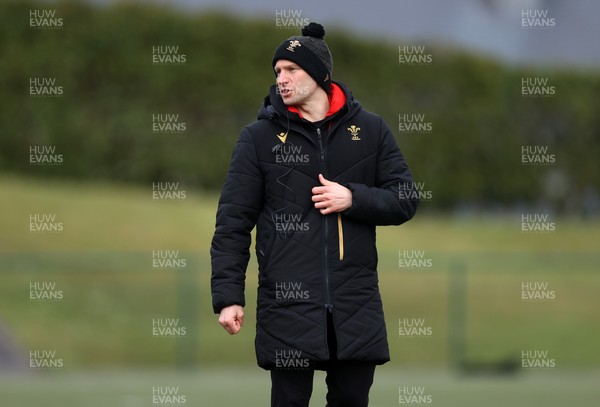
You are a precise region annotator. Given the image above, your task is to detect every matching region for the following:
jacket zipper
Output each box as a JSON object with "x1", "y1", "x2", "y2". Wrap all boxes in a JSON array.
[{"x1": 317, "y1": 127, "x2": 333, "y2": 314}]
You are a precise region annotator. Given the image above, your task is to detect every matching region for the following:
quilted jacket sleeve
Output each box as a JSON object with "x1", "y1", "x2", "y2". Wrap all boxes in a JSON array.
[
  {"x1": 344, "y1": 117, "x2": 419, "y2": 225},
  {"x1": 211, "y1": 128, "x2": 264, "y2": 313}
]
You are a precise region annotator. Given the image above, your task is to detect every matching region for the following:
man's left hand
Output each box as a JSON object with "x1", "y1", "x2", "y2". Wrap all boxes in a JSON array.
[{"x1": 311, "y1": 174, "x2": 352, "y2": 215}]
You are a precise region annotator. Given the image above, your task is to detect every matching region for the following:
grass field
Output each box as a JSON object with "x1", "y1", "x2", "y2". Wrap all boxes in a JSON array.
[
  {"x1": 1, "y1": 368, "x2": 600, "y2": 407},
  {"x1": 1, "y1": 175, "x2": 599, "y2": 405}
]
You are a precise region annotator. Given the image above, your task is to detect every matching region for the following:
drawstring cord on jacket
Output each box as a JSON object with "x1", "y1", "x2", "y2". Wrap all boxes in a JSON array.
[{"x1": 337, "y1": 213, "x2": 344, "y2": 261}]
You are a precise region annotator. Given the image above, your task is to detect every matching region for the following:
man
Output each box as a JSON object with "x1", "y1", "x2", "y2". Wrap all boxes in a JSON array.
[{"x1": 211, "y1": 22, "x2": 419, "y2": 406}]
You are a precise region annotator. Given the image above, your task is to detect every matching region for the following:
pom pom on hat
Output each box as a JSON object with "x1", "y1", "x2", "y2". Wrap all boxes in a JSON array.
[{"x1": 301, "y1": 22, "x2": 325, "y2": 39}]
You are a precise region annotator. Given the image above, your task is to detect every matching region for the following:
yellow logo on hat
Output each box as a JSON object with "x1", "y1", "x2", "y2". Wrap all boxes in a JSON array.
[
  {"x1": 347, "y1": 125, "x2": 361, "y2": 141},
  {"x1": 286, "y1": 40, "x2": 302, "y2": 52}
]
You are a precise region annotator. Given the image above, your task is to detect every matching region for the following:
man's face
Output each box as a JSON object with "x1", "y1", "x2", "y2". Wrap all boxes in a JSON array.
[{"x1": 274, "y1": 60, "x2": 319, "y2": 106}]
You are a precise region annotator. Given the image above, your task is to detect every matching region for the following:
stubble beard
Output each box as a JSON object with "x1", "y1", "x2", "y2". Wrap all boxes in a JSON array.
[{"x1": 282, "y1": 85, "x2": 315, "y2": 107}]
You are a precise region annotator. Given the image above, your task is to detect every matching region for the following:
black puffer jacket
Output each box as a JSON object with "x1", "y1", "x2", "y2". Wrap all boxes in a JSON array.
[{"x1": 211, "y1": 81, "x2": 419, "y2": 369}]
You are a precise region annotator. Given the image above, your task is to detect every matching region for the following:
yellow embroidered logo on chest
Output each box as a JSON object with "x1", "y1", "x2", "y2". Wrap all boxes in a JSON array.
[
  {"x1": 347, "y1": 125, "x2": 361, "y2": 141},
  {"x1": 277, "y1": 131, "x2": 288, "y2": 143}
]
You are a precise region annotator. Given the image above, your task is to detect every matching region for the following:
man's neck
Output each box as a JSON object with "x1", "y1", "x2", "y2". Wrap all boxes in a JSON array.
[{"x1": 295, "y1": 88, "x2": 329, "y2": 123}]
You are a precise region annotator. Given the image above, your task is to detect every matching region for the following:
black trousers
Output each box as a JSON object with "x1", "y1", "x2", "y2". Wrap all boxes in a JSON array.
[{"x1": 270, "y1": 313, "x2": 376, "y2": 407}]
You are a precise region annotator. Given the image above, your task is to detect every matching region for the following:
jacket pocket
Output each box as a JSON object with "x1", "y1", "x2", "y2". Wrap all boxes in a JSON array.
[{"x1": 257, "y1": 231, "x2": 277, "y2": 273}]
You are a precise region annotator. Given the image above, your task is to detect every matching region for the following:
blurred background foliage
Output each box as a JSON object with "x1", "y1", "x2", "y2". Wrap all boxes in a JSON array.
[{"x1": 1, "y1": 1, "x2": 599, "y2": 214}]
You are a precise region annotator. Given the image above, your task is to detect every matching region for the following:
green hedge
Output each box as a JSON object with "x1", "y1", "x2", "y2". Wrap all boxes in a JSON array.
[{"x1": 1, "y1": 1, "x2": 598, "y2": 211}]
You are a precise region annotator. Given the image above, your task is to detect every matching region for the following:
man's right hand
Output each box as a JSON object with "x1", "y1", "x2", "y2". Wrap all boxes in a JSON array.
[{"x1": 218, "y1": 304, "x2": 245, "y2": 335}]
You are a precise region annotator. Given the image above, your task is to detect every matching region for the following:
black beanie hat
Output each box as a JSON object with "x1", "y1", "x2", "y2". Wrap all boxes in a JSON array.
[{"x1": 272, "y1": 22, "x2": 333, "y2": 93}]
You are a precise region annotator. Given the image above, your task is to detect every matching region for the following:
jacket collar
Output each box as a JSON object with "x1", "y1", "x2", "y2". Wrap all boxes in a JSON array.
[{"x1": 286, "y1": 82, "x2": 347, "y2": 119}]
